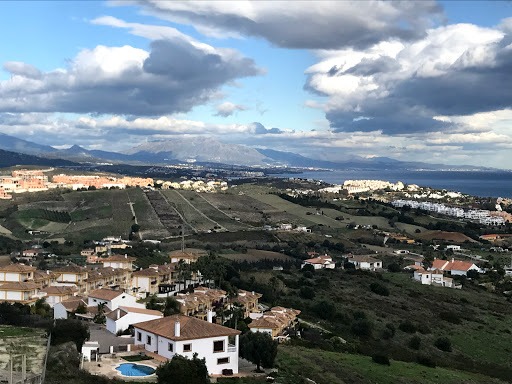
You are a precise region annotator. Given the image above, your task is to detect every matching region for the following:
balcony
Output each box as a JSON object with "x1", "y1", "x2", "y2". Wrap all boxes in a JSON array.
[{"x1": 227, "y1": 344, "x2": 236, "y2": 353}]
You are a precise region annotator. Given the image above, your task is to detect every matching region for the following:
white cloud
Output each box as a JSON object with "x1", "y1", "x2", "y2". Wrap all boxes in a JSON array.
[{"x1": 214, "y1": 102, "x2": 247, "y2": 117}]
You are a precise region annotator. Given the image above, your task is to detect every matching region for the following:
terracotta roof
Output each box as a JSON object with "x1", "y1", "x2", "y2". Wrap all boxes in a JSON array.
[
  {"x1": 349, "y1": 255, "x2": 381, "y2": 263},
  {"x1": 40, "y1": 285, "x2": 78, "y2": 295},
  {"x1": 432, "y1": 259, "x2": 477, "y2": 272},
  {"x1": 133, "y1": 263, "x2": 176, "y2": 277},
  {"x1": 33, "y1": 270, "x2": 56, "y2": 280},
  {"x1": 134, "y1": 314, "x2": 240, "y2": 341},
  {"x1": 54, "y1": 265, "x2": 87, "y2": 274},
  {"x1": 304, "y1": 256, "x2": 334, "y2": 264},
  {"x1": 119, "y1": 306, "x2": 163, "y2": 316},
  {"x1": 405, "y1": 265, "x2": 424, "y2": 271},
  {"x1": 102, "y1": 254, "x2": 136, "y2": 262},
  {"x1": 0, "y1": 282, "x2": 39, "y2": 290},
  {"x1": 58, "y1": 296, "x2": 87, "y2": 311},
  {"x1": 88, "y1": 288, "x2": 124, "y2": 301},
  {"x1": 0, "y1": 264, "x2": 36, "y2": 272},
  {"x1": 450, "y1": 260, "x2": 476, "y2": 271}
]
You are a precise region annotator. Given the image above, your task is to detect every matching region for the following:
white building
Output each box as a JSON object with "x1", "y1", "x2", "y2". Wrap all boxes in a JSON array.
[
  {"x1": 87, "y1": 288, "x2": 142, "y2": 310},
  {"x1": 133, "y1": 314, "x2": 241, "y2": 375},
  {"x1": 347, "y1": 255, "x2": 382, "y2": 271},
  {"x1": 301, "y1": 255, "x2": 336, "y2": 270},
  {"x1": 431, "y1": 258, "x2": 482, "y2": 276},
  {"x1": 39, "y1": 285, "x2": 78, "y2": 307},
  {"x1": 106, "y1": 306, "x2": 163, "y2": 335},
  {"x1": 413, "y1": 268, "x2": 454, "y2": 288}
]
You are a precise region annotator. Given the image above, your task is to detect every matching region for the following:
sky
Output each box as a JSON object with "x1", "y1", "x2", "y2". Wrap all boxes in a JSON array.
[{"x1": 0, "y1": 1, "x2": 511, "y2": 168}]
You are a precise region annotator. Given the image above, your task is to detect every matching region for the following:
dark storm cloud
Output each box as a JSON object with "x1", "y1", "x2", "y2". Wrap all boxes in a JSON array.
[
  {"x1": 0, "y1": 39, "x2": 263, "y2": 116},
  {"x1": 133, "y1": 1, "x2": 443, "y2": 50}
]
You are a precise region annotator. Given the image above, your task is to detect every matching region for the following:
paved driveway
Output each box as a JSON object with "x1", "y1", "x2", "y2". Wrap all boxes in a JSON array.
[{"x1": 89, "y1": 324, "x2": 134, "y2": 354}]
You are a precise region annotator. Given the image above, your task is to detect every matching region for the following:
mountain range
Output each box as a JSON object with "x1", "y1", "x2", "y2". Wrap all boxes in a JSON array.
[{"x1": 0, "y1": 132, "x2": 494, "y2": 171}]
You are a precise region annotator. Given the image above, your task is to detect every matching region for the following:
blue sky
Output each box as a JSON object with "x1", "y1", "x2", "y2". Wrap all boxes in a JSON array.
[{"x1": 0, "y1": 1, "x2": 511, "y2": 168}]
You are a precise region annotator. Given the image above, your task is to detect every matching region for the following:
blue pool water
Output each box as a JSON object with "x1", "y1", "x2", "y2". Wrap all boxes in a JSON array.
[{"x1": 115, "y1": 363, "x2": 155, "y2": 377}]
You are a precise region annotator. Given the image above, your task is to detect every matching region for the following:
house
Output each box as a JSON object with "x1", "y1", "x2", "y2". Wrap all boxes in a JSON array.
[
  {"x1": 101, "y1": 254, "x2": 136, "y2": 270},
  {"x1": 430, "y1": 258, "x2": 481, "y2": 276},
  {"x1": 446, "y1": 245, "x2": 461, "y2": 251},
  {"x1": 39, "y1": 285, "x2": 78, "y2": 307},
  {"x1": 133, "y1": 314, "x2": 240, "y2": 375},
  {"x1": 87, "y1": 288, "x2": 142, "y2": 310},
  {"x1": 53, "y1": 265, "x2": 88, "y2": 293},
  {"x1": 0, "y1": 264, "x2": 36, "y2": 283},
  {"x1": 413, "y1": 268, "x2": 454, "y2": 288},
  {"x1": 301, "y1": 254, "x2": 336, "y2": 270},
  {"x1": 132, "y1": 264, "x2": 177, "y2": 296},
  {"x1": 54, "y1": 296, "x2": 88, "y2": 319},
  {"x1": 347, "y1": 255, "x2": 382, "y2": 271},
  {"x1": 228, "y1": 290, "x2": 262, "y2": 318},
  {"x1": 170, "y1": 250, "x2": 203, "y2": 264},
  {"x1": 32, "y1": 270, "x2": 57, "y2": 289},
  {"x1": 175, "y1": 287, "x2": 226, "y2": 320},
  {"x1": 0, "y1": 282, "x2": 39, "y2": 305},
  {"x1": 86, "y1": 267, "x2": 132, "y2": 292},
  {"x1": 22, "y1": 249, "x2": 47, "y2": 259},
  {"x1": 248, "y1": 307, "x2": 300, "y2": 341},
  {"x1": 81, "y1": 249, "x2": 96, "y2": 258},
  {"x1": 106, "y1": 306, "x2": 163, "y2": 335}
]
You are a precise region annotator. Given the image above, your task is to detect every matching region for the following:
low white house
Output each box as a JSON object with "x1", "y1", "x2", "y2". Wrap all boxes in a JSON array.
[
  {"x1": 54, "y1": 296, "x2": 88, "y2": 319},
  {"x1": 413, "y1": 268, "x2": 454, "y2": 288},
  {"x1": 301, "y1": 255, "x2": 336, "y2": 270},
  {"x1": 446, "y1": 245, "x2": 461, "y2": 251},
  {"x1": 347, "y1": 255, "x2": 382, "y2": 271},
  {"x1": 431, "y1": 258, "x2": 482, "y2": 276},
  {"x1": 106, "y1": 306, "x2": 163, "y2": 335},
  {"x1": 87, "y1": 288, "x2": 142, "y2": 310},
  {"x1": 133, "y1": 313, "x2": 240, "y2": 375}
]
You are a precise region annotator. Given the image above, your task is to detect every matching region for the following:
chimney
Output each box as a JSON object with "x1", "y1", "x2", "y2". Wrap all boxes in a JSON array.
[
  {"x1": 174, "y1": 321, "x2": 181, "y2": 337},
  {"x1": 207, "y1": 310, "x2": 213, "y2": 323}
]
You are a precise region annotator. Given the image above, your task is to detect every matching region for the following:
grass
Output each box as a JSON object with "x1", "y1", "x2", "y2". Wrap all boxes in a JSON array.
[
  {"x1": 219, "y1": 249, "x2": 294, "y2": 262},
  {"x1": 275, "y1": 345, "x2": 505, "y2": 384},
  {"x1": 0, "y1": 326, "x2": 40, "y2": 337},
  {"x1": 161, "y1": 190, "x2": 218, "y2": 232}
]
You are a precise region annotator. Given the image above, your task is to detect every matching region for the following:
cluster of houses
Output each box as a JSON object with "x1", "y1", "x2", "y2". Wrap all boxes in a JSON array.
[
  {"x1": 392, "y1": 200, "x2": 511, "y2": 226},
  {"x1": 0, "y1": 169, "x2": 154, "y2": 198},
  {"x1": 300, "y1": 252, "x2": 384, "y2": 272},
  {"x1": 159, "y1": 179, "x2": 228, "y2": 193}
]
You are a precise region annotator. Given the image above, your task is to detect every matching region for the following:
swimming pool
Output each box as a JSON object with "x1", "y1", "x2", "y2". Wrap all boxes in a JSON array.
[{"x1": 115, "y1": 363, "x2": 156, "y2": 377}]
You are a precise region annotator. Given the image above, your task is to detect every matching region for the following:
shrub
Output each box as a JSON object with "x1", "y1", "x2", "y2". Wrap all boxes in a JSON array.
[
  {"x1": 408, "y1": 336, "x2": 421, "y2": 350},
  {"x1": 439, "y1": 311, "x2": 462, "y2": 325},
  {"x1": 370, "y1": 282, "x2": 390, "y2": 296},
  {"x1": 302, "y1": 264, "x2": 315, "y2": 273},
  {"x1": 299, "y1": 286, "x2": 316, "y2": 300},
  {"x1": 399, "y1": 320, "x2": 417, "y2": 334},
  {"x1": 351, "y1": 319, "x2": 373, "y2": 338},
  {"x1": 388, "y1": 263, "x2": 401, "y2": 273},
  {"x1": 303, "y1": 271, "x2": 314, "y2": 279},
  {"x1": 313, "y1": 300, "x2": 337, "y2": 320},
  {"x1": 417, "y1": 355, "x2": 436, "y2": 368},
  {"x1": 434, "y1": 337, "x2": 452, "y2": 352},
  {"x1": 381, "y1": 323, "x2": 396, "y2": 340},
  {"x1": 372, "y1": 354, "x2": 390, "y2": 365}
]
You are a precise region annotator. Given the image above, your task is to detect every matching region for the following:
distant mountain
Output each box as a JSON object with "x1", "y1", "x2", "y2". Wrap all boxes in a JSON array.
[
  {"x1": 0, "y1": 132, "x2": 56, "y2": 155},
  {"x1": 125, "y1": 137, "x2": 271, "y2": 166},
  {"x1": 0, "y1": 149, "x2": 77, "y2": 168}
]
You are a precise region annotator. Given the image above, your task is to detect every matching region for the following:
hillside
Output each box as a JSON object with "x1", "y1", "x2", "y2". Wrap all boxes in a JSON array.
[{"x1": 0, "y1": 149, "x2": 77, "y2": 168}]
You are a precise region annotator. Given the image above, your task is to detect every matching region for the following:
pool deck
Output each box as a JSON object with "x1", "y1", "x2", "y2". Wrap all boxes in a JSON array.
[{"x1": 83, "y1": 353, "x2": 159, "y2": 382}]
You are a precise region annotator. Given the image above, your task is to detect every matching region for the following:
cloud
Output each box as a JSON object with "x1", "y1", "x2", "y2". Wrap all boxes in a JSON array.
[
  {"x1": 304, "y1": 23, "x2": 512, "y2": 134},
  {"x1": 214, "y1": 102, "x2": 247, "y2": 117},
  {"x1": 127, "y1": 1, "x2": 443, "y2": 49},
  {"x1": 249, "y1": 122, "x2": 284, "y2": 135},
  {"x1": 0, "y1": 37, "x2": 264, "y2": 116}
]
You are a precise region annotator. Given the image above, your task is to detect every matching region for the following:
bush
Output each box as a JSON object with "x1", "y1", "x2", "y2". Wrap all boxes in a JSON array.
[
  {"x1": 434, "y1": 337, "x2": 452, "y2": 352},
  {"x1": 302, "y1": 264, "x2": 315, "y2": 273},
  {"x1": 370, "y1": 282, "x2": 390, "y2": 296},
  {"x1": 399, "y1": 320, "x2": 417, "y2": 334},
  {"x1": 417, "y1": 355, "x2": 436, "y2": 368},
  {"x1": 313, "y1": 300, "x2": 337, "y2": 320},
  {"x1": 299, "y1": 286, "x2": 316, "y2": 300},
  {"x1": 381, "y1": 323, "x2": 396, "y2": 339},
  {"x1": 351, "y1": 319, "x2": 373, "y2": 338},
  {"x1": 372, "y1": 354, "x2": 390, "y2": 365},
  {"x1": 388, "y1": 263, "x2": 401, "y2": 273},
  {"x1": 439, "y1": 311, "x2": 462, "y2": 325},
  {"x1": 408, "y1": 336, "x2": 421, "y2": 350},
  {"x1": 156, "y1": 353, "x2": 209, "y2": 384},
  {"x1": 303, "y1": 271, "x2": 314, "y2": 279}
]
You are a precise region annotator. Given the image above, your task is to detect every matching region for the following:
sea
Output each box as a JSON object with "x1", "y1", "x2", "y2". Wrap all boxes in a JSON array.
[{"x1": 275, "y1": 170, "x2": 512, "y2": 199}]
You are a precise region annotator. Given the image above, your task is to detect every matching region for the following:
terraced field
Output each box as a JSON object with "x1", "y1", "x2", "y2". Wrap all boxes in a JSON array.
[{"x1": 126, "y1": 188, "x2": 169, "y2": 239}]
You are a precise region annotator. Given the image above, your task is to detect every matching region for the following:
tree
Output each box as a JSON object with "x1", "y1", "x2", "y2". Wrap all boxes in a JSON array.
[
  {"x1": 422, "y1": 250, "x2": 435, "y2": 270},
  {"x1": 239, "y1": 332, "x2": 277, "y2": 372},
  {"x1": 146, "y1": 295, "x2": 163, "y2": 311},
  {"x1": 49, "y1": 319, "x2": 90, "y2": 350},
  {"x1": 131, "y1": 224, "x2": 141, "y2": 232},
  {"x1": 163, "y1": 297, "x2": 180, "y2": 317},
  {"x1": 94, "y1": 303, "x2": 107, "y2": 324},
  {"x1": 434, "y1": 336, "x2": 452, "y2": 352},
  {"x1": 156, "y1": 353, "x2": 209, "y2": 384},
  {"x1": 32, "y1": 298, "x2": 52, "y2": 317}
]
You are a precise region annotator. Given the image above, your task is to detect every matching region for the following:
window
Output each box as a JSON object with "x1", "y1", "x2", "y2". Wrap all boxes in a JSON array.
[
  {"x1": 147, "y1": 335, "x2": 152, "y2": 345},
  {"x1": 168, "y1": 343, "x2": 173, "y2": 352},
  {"x1": 217, "y1": 357, "x2": 229, "y2": 365},
  {"x1": 213, "y1": 340, "x2": 224, "y2": 353},
  {"x1": 183, "y1": 344, "x2": 192, "y2": 352},
  {"x1": 137, "y1": 332, "x2": 141, "y2": 342}
]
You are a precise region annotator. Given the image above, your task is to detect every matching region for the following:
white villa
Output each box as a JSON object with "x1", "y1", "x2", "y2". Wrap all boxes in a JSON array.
[
  {"x1": 413, "y1": 268, "x2": 454, "y2": 288},
  {"x1": 347, "y1": 255, "x2": 382, "y2": 271},
  {"x1": 87, "y1": 288, "x2": 142, "y2": 310},
  {"x1": 301, "y1": 254, "x2": 336, "y2": 270},
  {"x1": 106, "y1": 306, "x2": 163, "y2": 335},
  {"x1": 133, "y1": 313, "x2": 241, "y2": 375},
  {"x1": 431, "y1": 258, "x2": 482, "y2": 276}
]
